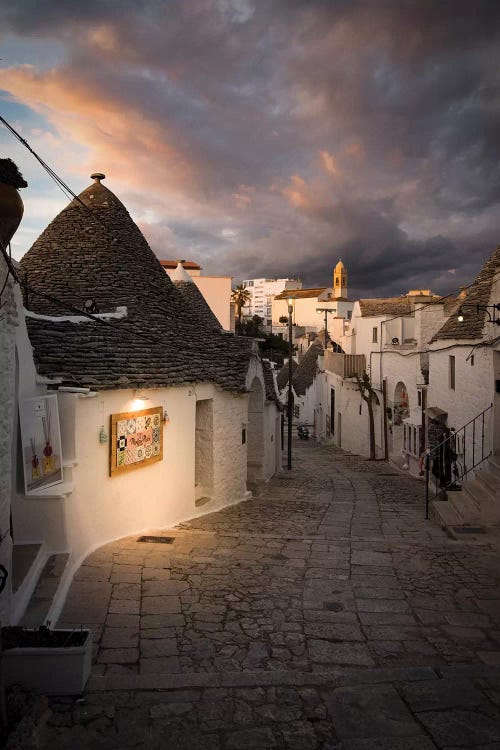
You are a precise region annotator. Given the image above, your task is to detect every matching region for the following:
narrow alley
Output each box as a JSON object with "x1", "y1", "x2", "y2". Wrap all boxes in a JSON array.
[{"x1": 38, "y1": 440, "x2": 500, "y2": 749}]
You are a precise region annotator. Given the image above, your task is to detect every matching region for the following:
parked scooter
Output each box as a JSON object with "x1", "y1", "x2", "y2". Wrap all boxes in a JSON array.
[{"x1": 297, "y1": 424, "x2": 309, "y2": 440}]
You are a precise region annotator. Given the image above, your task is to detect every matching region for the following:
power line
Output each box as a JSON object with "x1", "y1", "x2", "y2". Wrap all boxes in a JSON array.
[{"x1": 0, "y1": 116, "x2": 111, "y2": 232}]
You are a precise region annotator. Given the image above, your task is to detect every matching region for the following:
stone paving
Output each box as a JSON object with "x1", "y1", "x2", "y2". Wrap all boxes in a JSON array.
[{"x1": 37, "y1": 440, "x2": 500, "y2": 748}]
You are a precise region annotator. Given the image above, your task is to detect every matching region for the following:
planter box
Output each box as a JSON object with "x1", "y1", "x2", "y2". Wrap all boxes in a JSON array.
[{"x1": 2, "y1": 629, "x2": 93, "y2": 695}]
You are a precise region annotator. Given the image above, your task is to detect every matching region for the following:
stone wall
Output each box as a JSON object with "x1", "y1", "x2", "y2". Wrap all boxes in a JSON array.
[
  {"x1": 195, "y1": 398, "x2": 214, "y2": 492},
  {"x1": 0, "y1": 262, "x2": 17, "y2": 622}
]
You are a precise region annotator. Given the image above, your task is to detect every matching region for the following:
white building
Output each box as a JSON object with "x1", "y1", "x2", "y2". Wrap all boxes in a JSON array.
[
  {"x1": 426, "y1": 246, "x2": 500, "y2": 528},
  {"x1": 320, "y1": 289, "x2": 459, "y2": 468},
  {"x1": 242, "y1": 277, "x2": 301, "y2": 329},
  {"x1": 7, "y1": 172, "x2": 282, "y2": 627},
  {"x1": 161, "y1": 259, "x2": 233, "y2": 331},
  {"x1": 272, "y1": 261, "x2": 354, "y2": 343}
]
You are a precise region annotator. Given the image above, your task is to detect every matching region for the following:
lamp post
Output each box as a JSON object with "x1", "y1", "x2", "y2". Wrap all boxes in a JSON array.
[
  {"x1": 316, "y1": 307, "x2": 335, "y2": 348},
  {"x1": 457, "y1": 303, "x2": 500, "y2": 325},
  {"x1": 287, "y1": 295, "x2": 294, "y2": 470}
]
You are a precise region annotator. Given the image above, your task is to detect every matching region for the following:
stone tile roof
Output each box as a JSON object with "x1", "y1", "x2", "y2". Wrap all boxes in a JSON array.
[
  {"x1": 276, "y1": 359, "x2": 298, "y2": 392},
  {"x1": 19, "y1": 176, "x2": 252, "y2": 391},
  {"x1": 262, "y1": 361, "x2": 280, "y2": 405},
  {"x1": 274, "y1": 288, "x2": 327, "y2": 300},
  {"x1": 292, "y1": 340, "x2": 323, "y2": 397},
  {"x1": 359, "y1": 293, "x2": 457, "y2": 319},
  {"x1": 173, "y1": 280, "x2": 221, "y2": 332},
  {"x1": 431, "y1": 246, "x2": 500, "y2": 342},
  {"x1": 359, "y1": 297, "x2": 413, "y2": 317}
]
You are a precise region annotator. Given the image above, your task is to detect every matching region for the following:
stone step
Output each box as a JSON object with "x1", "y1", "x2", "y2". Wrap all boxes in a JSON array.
[
  {"x1": 12, "y1": 543, "x2": 42, "y2": 594},
  {"x1": 431, "y1": 498, "x2": 463, "y2": 534},
  {"x1": 461, "y1": 478, "x2": 497, "y2": 517},
  {"x1": 488, "y1": 456, "x2": 500, "y2": 479},
  {"x1": 19, "y1": 553, "x2": 70, "y2": 628},
  {"x1": 447, "y1": 488, "x2": 481, "y2": 524},
  {"x1": 475, "y1": 469, "x2": 500, "y2": 498}
]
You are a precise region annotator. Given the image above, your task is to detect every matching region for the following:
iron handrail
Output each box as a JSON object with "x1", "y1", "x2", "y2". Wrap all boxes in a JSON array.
[{"x1": 425, "y1": 402, "x2": 493, "y2": 518}]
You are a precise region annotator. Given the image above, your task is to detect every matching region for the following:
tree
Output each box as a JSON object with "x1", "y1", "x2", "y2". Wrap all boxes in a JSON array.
[
  {"x1": 242, "y1": 315, "x2": 264, "y2": 337},
  {"x1": 231, "y1": 285, "x2": 251, "y2": 331},
  {"x1": 355, "y1": 372, "x2": 380, "y2": 460}
]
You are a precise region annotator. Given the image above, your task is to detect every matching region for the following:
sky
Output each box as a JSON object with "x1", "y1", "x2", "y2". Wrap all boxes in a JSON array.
[{"x1": 1, "y1": 0, "x2": 499, "y2": 299}]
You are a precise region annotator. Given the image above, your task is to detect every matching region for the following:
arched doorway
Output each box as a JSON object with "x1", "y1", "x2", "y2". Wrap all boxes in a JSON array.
[
  {"x1": 247, "y1": 377, "x2": 264, "y2": 488},
  {"x1": 390, "y1": 381, "x2": 409, "y2": 463}
]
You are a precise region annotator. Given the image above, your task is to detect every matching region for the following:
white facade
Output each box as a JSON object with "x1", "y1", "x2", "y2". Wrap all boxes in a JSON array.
[
  {"x1": 273, "y1": 291, "x2": 353, "y2": 342},
  {"x1": 10, "y1": 302, "x2": 281, "y2": 626},
  {"x1": 242, "y1": 277, "x2": 300, "y2": 328}
]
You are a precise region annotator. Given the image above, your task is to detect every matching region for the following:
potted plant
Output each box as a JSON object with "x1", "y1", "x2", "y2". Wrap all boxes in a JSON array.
[
  {"x1": 1, "y1": 626, "x2": 92, "y2": 695},
  {"x1": 0, "y1": 158, "x2": 27, "y2": 249}
]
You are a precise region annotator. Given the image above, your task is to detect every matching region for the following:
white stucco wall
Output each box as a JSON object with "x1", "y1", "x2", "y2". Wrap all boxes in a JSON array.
[
  {"x1": 325, "y1": 371, "x2": 383, "y2": 458},
  {"x1": 428, "y1": 345, "x2": 493, "y2": 432},
  {"x1": 193, "y1": 276, "x2": 232, "y2": 331}
]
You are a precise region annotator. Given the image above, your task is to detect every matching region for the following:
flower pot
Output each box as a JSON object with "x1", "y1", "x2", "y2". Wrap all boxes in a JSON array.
[
  {"x1": 0, "y1": 182, "x2": 24, "y2": 249},
  {"x1": 2, "y1": 628, "x2": 93, "y2": 695}
]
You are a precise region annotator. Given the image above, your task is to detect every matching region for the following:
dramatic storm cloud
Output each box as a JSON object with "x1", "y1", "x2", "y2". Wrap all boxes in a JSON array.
[{"x1": 1, "y1": 0, "x2": 499, "y2": 297}]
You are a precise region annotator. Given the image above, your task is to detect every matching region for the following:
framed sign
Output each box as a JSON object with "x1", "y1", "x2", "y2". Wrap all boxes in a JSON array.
[
  {"x1": 19, "y1": 394, "x2": 63, "y2": 495},
  {"x1": 110, "y1": 406, "x2": 163, "y2": 475}
]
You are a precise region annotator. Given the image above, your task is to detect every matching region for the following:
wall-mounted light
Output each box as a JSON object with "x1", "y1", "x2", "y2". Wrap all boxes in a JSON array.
[
  {"x1": 457, "y1": 303, "x2": 500, "y2": 325},
  {"x1": 132, "y1": 388, "x2": 150, "y2": 410},
  {"x1": 99, "y1": 425, "x2": 108, "y2": 443}
]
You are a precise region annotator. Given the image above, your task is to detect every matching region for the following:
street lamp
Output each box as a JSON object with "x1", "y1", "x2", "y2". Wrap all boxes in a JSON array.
[
  {"x1": 457, "y1": 303, "x2": 500, "y2": 325},
  {"x1": 316, "y1": 307, "x2": 335, "y2": 347},
  {"x1": 286, "y1": 294, "x2": 295, "y2": 470}
]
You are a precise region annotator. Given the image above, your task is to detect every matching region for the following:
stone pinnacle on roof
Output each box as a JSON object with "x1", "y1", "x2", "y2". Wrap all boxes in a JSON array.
[
  {"x1": 90, "y1": 172, "x2": 106, "y2": 182},
  {"x1": 170, "y1": 261, "x2": 194, "y2": 283}
]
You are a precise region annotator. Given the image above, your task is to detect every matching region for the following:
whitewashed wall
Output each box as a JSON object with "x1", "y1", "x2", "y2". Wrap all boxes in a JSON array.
[
  {"x1": 428, "y1": 345, "x2": 493, "y2": 432},
  {"x1": 325, "y1": 371, "x2": 383, "y2": 458}
]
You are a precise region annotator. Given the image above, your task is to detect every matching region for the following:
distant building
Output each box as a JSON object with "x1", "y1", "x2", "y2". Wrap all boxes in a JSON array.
[
  {"x1": 272, "y1": 260, "x2": 354, "y2": 342},
  {"x1": 241, "y1": 277, "x2": 301, "y2": 329},
  {"x1": 161, "y1": 259, "x2": 232, "y2": 331}
]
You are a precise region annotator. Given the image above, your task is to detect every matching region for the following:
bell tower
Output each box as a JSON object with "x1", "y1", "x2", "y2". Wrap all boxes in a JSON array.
[{"x1": 333, "y1": 259, "x2": 347, "y2": 298}]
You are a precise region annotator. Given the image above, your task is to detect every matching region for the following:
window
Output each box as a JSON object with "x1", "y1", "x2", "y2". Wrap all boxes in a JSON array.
[
  {"x1": 470, "y1": 355, "x2": 474, "y2": 366},
  {"x1": 241, "y1": 428, "x2": 246, "y2": 445},
  {"x1": 347, "y1": 310, "x2": 352, "y2": 320},
  {"x1": 267, "y1": 319, "x2": 272, "y2": 326},
  {"x1": 449, "y1": 355, "x2": 455, "y2": 390},
  {"x1": 372, "y1": 327, "x2": 378, "y2": 343},
  {"x1": 336, "y1": 278, "x2": 340, "y2": 286},
  {"x1": 359, "y1": 402, "x2": 362, "y2": 415},
  {"x1": 417, "y1": 390, "x2": 422, "y2": 407},
  {"x1": 294, "y1": 405, "x2": 300, "y2": 418}
]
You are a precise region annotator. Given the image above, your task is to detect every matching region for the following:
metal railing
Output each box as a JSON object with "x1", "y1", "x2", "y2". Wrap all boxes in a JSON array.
[{"x1": 425, "y1": 403, "x2": 493, "y2": 518}]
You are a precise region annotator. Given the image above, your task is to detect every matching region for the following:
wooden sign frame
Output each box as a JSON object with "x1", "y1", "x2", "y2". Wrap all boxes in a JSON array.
[{"x1": 110, "y1": 406, "x2": 163, "y2": 476}]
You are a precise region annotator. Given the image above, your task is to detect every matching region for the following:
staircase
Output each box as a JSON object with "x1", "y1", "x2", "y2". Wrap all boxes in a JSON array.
[
  {"x1": 432, "y1": 456, "x2": 500, "y2": 537},
  {"x1": 12, "y1": 546, "x2": 70, "y2": 626}
]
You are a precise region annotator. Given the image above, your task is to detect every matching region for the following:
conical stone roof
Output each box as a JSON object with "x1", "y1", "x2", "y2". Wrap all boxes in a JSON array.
[
  {"x1": 20, "y1": 174, "x2": 252, "y2": 391},
  {"x1": 292, "y1": 339, "x2": 323, "y2": 396},
  {"x1": 431, "y1": 246, "x2": 500, "y2": 342}
]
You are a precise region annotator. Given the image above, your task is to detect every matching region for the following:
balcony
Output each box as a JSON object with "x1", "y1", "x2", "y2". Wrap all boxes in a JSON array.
[{"x1": 324, "y1": 351, "x2": 366, "y2": 379}]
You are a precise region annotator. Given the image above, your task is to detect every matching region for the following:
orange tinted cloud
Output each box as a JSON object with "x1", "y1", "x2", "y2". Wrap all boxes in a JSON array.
[
  {"x1": 1, "y1": 65, "x2": 202, "y2": 204},
  {"x1": 281, "y1": 174, "x2": 311, "y2": 208},
  {"x1": 320, "y1": 150, "x2": 340, "y2": 176}
]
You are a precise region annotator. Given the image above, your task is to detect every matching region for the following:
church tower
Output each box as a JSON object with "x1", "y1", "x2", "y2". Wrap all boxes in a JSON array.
[{"x1": 333, "y1": 259, "x2": 347, "y2": 298}]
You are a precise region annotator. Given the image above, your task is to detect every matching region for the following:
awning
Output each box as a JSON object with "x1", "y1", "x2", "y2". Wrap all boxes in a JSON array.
[{"x1": 425, "y1": 406, "x2": 448, "y2": 421}]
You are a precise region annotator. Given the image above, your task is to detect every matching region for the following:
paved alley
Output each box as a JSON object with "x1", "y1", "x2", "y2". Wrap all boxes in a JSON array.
[{"x1": 37, "y1": 440, "x2": 500, "y2": 749}]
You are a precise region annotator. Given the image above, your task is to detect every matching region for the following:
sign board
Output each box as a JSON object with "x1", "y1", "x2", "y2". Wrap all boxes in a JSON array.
[
  {"x1": 110, "y1": 406, "x2": 163, "y2": 476},
  {"x1": 19, "y1": 394, "x2": 63, "y2": 495}
]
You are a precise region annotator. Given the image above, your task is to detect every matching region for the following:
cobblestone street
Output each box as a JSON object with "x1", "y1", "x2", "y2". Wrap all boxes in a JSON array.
[{"x1": 38, "y1": 440, "x2": 500, "y2": 749}]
